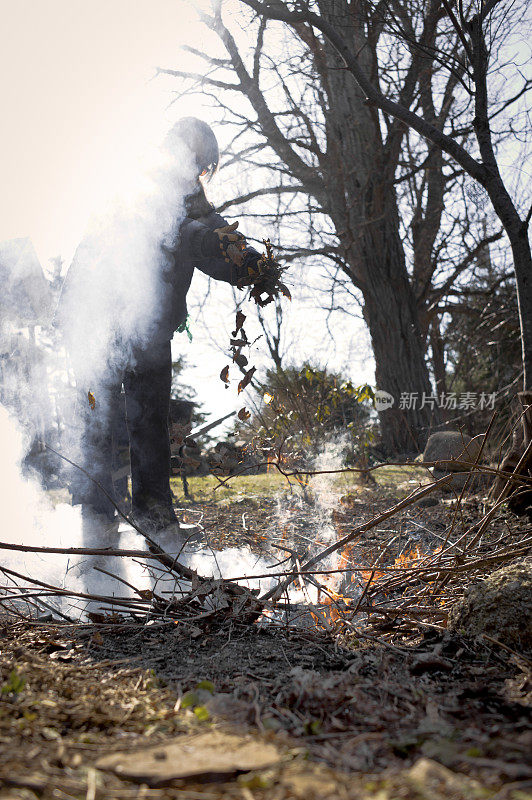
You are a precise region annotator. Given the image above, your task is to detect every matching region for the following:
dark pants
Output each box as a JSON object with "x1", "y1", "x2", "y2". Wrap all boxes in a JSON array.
[{"x1": 70, "y1": 341, "x2": 173, "y2": 521}]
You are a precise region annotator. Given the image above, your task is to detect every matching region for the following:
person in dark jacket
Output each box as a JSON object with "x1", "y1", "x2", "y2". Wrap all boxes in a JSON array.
[{"x1": 58, "y1": 117, "x2": 261, "y2": 535}]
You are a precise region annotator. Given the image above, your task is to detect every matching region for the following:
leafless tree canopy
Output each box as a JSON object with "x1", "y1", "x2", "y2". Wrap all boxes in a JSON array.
[{"x1": 160, "y1": 0, "x2": 530, "y2": 453}]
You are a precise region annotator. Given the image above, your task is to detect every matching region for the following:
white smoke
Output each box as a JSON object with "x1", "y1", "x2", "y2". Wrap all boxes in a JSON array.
[
  {"x1": 275, "y1": 435, "x2": 348, "y2": 548},
  {"x1": 308, "y1": 437, "x2": 349, "y2": 541},
  {"x1": 0, "y1": 405, "x2": 149, "y2": 618},
  {"x1": 0, "y1": 401, "x2": 351, "y2": 622},
  {"x1": 0, "y1": 399, "x2": 280, "y2": 618},
  {"x1": 271, "y1": 434, "x2": 356, "y2": 607},
  {"x1": 0, "y1": 129, "x2": 355, "y2": 623},
  {"x1": 58, "y1": 141, "x2": 198, "y2": 386},
  {"x1": 0, "y1": 126, "x2": 291, "y2": 620},
  {"x1": 0, "y1": 131, "x2": 202, "y2": 618},
  {"x1": 185, "y1": 545, "x2": 279, "y2": 596}
]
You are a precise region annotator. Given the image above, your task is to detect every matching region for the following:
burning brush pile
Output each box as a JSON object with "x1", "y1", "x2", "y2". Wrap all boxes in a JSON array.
[{"x1": 1, "y1": 447, "x2": 530, "y2": 656}]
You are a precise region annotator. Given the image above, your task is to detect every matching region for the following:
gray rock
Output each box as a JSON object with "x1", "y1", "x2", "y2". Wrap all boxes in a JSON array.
[
  {"x1": 432, "y1": 469, "x2": 489, "y2": 493},
  {"x1": 423, "y1": 432, "x2": 484, "y2": 471},
  {"x1": 432, "y1": 469, "x2": 471, "y2": 492}
]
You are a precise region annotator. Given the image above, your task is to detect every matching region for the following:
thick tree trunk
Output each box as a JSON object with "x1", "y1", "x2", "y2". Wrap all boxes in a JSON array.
[
  {"x1": 478, "y1": 170, "x2": 532, "y2": 391},
  {"x1": 495, "y1": 217, "x2": 532, "y2": 390},
  {"x1": 354, "y1": 225, "x2": 440, "y2": 454},
  {"x1": 315, "y1": 0, "x2": 439, "y2": 454},
  {"x1": 468, "y1": 14, "x2": 532, "y2": 389},
  {"x1": 511, "y1": 230, "x2": 532, "y2": 390},
  {"x1": 474, "y1": 158, "x2": 532, "y2": 392}
]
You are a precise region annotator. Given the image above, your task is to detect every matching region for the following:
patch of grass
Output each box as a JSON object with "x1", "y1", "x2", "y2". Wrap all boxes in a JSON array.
[
  {"x1": 171, "y1": 463, "x2": 430, "y2": 504},
  {"x1": 171, "y1": 471, "x2": 289, "y2": 502},
  {"x1": 1, "y1": 668, "x2": 26, "y2": 695},
  {"x1": 372, "y1": 464, "x2": 431, "y2": 490}
]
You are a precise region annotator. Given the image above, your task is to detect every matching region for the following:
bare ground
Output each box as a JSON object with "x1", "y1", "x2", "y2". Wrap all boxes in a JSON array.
[{"x1": 1, "y1": 482, "x2": 531, "y2": 799}]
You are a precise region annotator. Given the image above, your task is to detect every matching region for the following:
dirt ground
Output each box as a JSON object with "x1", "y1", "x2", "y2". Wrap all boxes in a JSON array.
[
  {"x1": 1, "y1": 479, "x2": 531, "y2": 799},
  {"x1": 1, "y1": 617, "x2": 530, "y2": 799}
]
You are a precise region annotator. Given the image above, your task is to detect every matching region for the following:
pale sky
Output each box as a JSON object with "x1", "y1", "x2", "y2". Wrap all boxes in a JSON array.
[
  {"x1": 3, "y1": 0, "x2": 530, "y2": 429},
  {"x1": 0, "y1": 0, "x2": 223, "y2": 265}
]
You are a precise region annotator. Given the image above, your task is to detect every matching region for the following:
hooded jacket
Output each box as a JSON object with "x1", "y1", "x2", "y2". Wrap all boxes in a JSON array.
[
  {"x1": 159, "y1": 184, "x2": 257, "y2": 341},
  {"x1": 56, "y1": 184, "x2": 259, "y2": 352}
]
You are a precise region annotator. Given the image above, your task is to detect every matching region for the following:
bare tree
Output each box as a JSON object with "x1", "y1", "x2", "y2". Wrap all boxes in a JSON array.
[
  {"x1": 239, "y1": 0, "x2": 532, "y2": 397},
  {"x1": 159, "y1": 0, "x2": 514, "y2": 453}
]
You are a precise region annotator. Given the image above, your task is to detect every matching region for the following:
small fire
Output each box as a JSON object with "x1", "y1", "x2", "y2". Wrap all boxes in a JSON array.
[
  {"x1": 306, "y1": 528, "x2": 443, "y2": 631},
  {"x1": 265, "y1": 480, "x2": 446, "y2": 631},
  {"x1": 394, "y1": 545, "x2": 423, "y2": 567}
]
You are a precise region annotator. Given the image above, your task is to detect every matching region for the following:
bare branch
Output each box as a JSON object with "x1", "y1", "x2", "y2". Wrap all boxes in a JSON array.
[
  {"x1": 155, "y1": 66, "x2": 243, "y2": 92},
  {"x1": 240, "y1": 0, "x2": 487, "y2": 183},
  {"x1": 216, "y1": 184, "x2": 307, "y2": 212}
]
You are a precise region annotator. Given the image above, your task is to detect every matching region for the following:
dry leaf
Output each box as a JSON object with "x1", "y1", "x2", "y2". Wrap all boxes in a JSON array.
[
  {"x1": 238, "y1": 367, "x2": 256, "y2": 394},
  {"x1": 95, "y1": 730, "x2": 282, "y2": 786},
  {"x1": 233, "y1": 352, "x2": 248, "y2": 368},
  {"x1": 87, "y1": 390, "x2": 96, "y2": 410},
  {"x1": 219, "y1": 365, "x2": 230, "y2": 385},
  {"x1": 87, "y1": 612, "x2": 105, "y2": 624},
  {"x1": 232, "y1": 310, "x2": 246, "y2": 336},
  {"x1": 50, "y1": 650, "x2": 74, "y2": 662},
  {"x1": 238, "y1": 407, "x2": 251, "y2": 421}
]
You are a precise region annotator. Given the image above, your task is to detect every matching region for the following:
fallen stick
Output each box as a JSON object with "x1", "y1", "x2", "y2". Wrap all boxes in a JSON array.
[
  {"x1": 356, "y1": 605, "x2": 448, "y2": 617},
  {"x1": 365, "y1": 543, "x2": 531, "y2": 601},
  {"x1": 0, "y1": 541, "x2": 166, "y2": 559},
  {"x1": 93, "y1": 565, "x2": 165, "y2": 605},
  {"x1": 481, "y1": 633, "x2": 532, "y2": 667},
  {"x1": 1, "y1": 565, "x2": 153, "y2": 610},
  {"x1": 351, "y1": 569, "x2": 375, "y2": 615},
  {"x1": 279, "y1": 459, "x2": 530, "y2": 484}
]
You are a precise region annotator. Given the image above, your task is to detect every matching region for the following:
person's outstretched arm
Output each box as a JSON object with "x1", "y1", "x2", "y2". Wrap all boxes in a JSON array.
[{"x1": 179, "y1": 210, "x2": 261, "y2": 285}]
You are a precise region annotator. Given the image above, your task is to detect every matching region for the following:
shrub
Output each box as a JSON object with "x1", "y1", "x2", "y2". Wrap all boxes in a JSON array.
[{"x1": 236, "y1": 363, "x2": 375, "y2": 470}]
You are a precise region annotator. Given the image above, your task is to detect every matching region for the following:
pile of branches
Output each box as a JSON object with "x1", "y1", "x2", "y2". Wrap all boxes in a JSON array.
[
  {"x1": 1, "y1": 416, "x2": 530, "y2": 638},
  {"x1": 214, "y1": 409, "x2": 529, "y2": 636},
  {"x1": 0, "y1": 531, "x2": 264, "y2": 629},
  {"x1": 1, "y1": 467, "x2": 528, "y2": 635}
]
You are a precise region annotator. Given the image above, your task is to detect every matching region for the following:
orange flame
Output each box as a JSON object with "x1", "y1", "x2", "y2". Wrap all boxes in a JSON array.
[{"x1": 306, "y1": 531, "x2": 443, "y2": 631}]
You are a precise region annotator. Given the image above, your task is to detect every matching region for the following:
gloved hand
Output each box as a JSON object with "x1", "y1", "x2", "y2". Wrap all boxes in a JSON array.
[
  {"x1": 241, "y1": 251, "x2": 278, "y2": 293},
  {"x1": 238, "y1": 244, "x2": 290, "y2": 306},
  {"x1": 213, "y1": 222, "x2": 246, "y2": 265}
]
